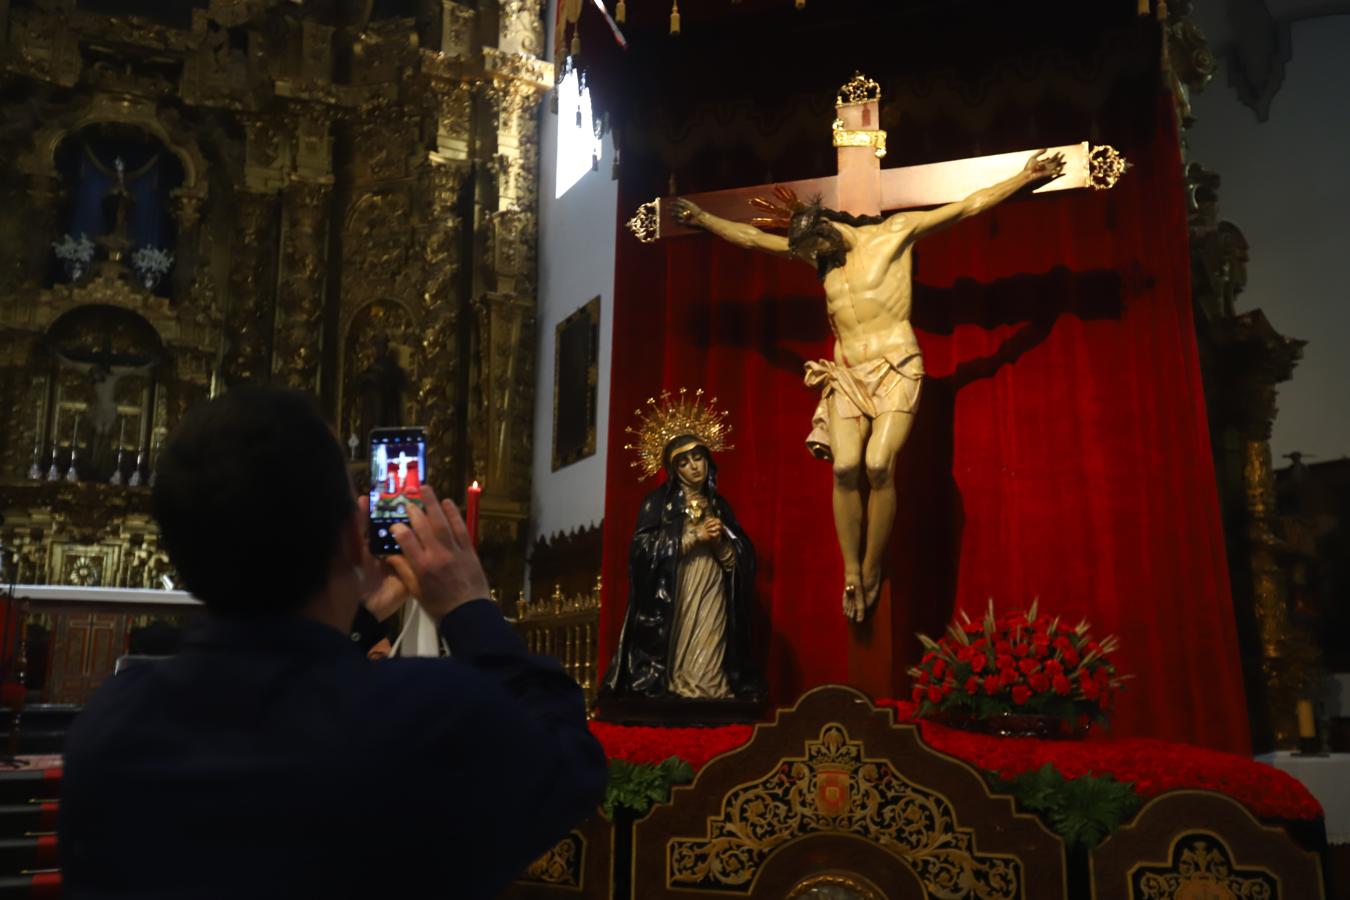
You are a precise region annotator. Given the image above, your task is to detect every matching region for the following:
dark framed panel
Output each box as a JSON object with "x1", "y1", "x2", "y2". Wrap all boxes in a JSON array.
[
  {"x1": 632, "y1": 685, "x2": 1068, "y2": 900},
  {"x1": 552, "y1": 296, "x2": 600, "y2": 471},
  {"x1": 1090, "y1": 791, "x2": 1325, "y2": 900}
]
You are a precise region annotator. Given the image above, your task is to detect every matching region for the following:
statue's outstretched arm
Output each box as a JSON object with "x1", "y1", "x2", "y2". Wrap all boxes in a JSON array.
[
  {"x1": 672, "y1": 198, "x2": 792, "y2": 258},
  {"x1": 53, "y1": 349, "x2": 91, "y2": 373},
  {"x1": 109, "y1": 360, "x2": 157, "y2": 377},
  {"x1": 900, "y1": 150, "x2": 1066, "y2": 241}
]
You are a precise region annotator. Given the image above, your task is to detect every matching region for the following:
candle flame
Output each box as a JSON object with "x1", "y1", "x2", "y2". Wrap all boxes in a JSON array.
[{"x1": 471, "y1": 480, "x2": 481, "y2": 490}]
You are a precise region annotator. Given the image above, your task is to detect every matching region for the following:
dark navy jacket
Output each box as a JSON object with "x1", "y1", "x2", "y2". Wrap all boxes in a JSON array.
[{"x1": 59, "y1": 600, "x2": 607, "y2": 899}]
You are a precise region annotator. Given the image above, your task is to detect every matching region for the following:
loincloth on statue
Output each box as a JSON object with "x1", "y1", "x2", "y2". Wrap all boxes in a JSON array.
[{"x1": 803, "y1": 348, "x2": 924, "y2": 461}]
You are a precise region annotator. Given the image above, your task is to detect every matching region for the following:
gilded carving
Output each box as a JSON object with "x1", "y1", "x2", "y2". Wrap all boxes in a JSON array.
[
  {"x1": 519, "y1": 832, "x2": 585, "y2": 887},
  {"x1": 1187, "y1": 163, "x2": 1248, "y2": 324},
  {"x1": 431, "y1": 82, "x2": 474, "y2": 161},
  {"x1": 342, "y1": 189, "x2": 415, "y2": 287},
  {"x1": 341, "y1": 299, "x2": 418, "y2": 447},
  {"x1": 223, "y1": 191, "x2": 280, "y2": 386},
  {"x1": 2, "y1": 0, "x2": 546, "y2": 604},
  {"x1": 472, "y1": 290, "x2": 536, "y2": 495},
  {"x1": 121, "y1": 532, "x2": 175, "y2": 590},
  {"x1": 1163, "y1": 0, "x2": 1216, "y2": 128},
  {"x1": 668, "y1": 723, "x2": 1022, "y2": 897},
  {"x1": 415, "y1": 158, "x2": 468, "y2": 489},
  {"x1": 498, "y1": 0, "x2": 545, "y2": 58},
  {"x1": 273, "y1": 180, "x2": 332, "y2": 392},
  {"x1": 440, "y1": 2, "x2": 477, "y2": 60},
  {"x1": 1130, "y1": 833, "x2": 1278, "y2": 900}
]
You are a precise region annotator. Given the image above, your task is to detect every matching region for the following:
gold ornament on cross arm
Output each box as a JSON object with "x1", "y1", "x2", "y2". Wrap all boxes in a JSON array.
[
  {"x1": 624, "y1": 387, "x2": 733, "y2": 479},
  {"x1": 626, "y1": 198, "x2": 660, "y2": 243},
  {"x1": 1089, "y1": 144, "x2": 1130, "y2": 190}
]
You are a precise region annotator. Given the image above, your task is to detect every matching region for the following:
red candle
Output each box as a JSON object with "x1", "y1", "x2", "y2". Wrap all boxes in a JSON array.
[{"x1": 466, "y1": 480, "x2": 482, "y2": 549}]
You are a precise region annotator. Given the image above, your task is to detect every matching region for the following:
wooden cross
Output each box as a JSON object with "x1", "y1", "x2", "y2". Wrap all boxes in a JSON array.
[
  {"x1": 627, "y1": 75, "x2": 1126, "y2": 240},
  {"x1": 622, "y1": 73, "x2": 1127, "y2": 698}
]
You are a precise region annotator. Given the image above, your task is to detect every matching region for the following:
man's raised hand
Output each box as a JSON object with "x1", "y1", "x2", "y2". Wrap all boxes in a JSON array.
[{"x1": 389, "y1": 484, "x2": 492, "y2": 623}]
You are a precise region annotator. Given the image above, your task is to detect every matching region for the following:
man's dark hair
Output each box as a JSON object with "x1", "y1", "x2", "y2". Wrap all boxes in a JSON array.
[
  {"x1": 152, "y1": 386, "x2": 356, "y2": 617},
  {"x1": 787, "y1": 197, "x2": 885, "y2": 279}
]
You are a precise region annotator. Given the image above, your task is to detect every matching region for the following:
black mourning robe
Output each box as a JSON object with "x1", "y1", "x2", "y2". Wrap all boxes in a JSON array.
[{"x1": 601, "y1": 466, "x2": 764, "y2": 701}]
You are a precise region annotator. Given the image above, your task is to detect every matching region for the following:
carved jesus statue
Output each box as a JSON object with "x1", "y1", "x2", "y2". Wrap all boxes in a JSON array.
[{"x1": 673, "y1": 149, "x2": 1065, "y2": 622}]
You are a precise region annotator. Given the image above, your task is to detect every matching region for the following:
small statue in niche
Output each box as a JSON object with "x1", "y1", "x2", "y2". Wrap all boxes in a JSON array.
[
  {"x1": 601, "y1": 390, "x2": 765, "y2": 708},
  {"x1": 353, "y1": 331, "x2": 409, "y2": 452}
]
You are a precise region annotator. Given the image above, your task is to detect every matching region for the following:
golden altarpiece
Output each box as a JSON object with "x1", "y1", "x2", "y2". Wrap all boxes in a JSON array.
[{"x1": 0, "y1": 0, "x2": 551, "y2": 675}]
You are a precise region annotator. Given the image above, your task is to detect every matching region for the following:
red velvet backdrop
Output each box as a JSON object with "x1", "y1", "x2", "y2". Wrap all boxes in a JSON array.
[{"x1": 601, "y1": 96, "x2": 1251, "y2": 755}]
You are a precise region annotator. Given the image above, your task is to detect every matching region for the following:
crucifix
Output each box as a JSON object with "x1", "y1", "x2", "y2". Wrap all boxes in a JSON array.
[
  {"x1": 624, "y1": 73, "x2": 1127, "y2": 696},
  {"x1": 390, "y1": 450, "x2": 418, "y2": 492}
]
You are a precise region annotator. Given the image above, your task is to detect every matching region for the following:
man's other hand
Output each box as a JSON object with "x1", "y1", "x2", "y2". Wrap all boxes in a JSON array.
[
  {"x1": 389, "y1": 485, "x2": 492, "y2": 623},
  {"x1": 357, "y1": 495, "x2": 412, "y2": 622}
]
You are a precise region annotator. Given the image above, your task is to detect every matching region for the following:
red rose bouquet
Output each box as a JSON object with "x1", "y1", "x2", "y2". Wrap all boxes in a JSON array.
[{"x1": 908, "y1": 600, "x2": 1126, "y2": 730}]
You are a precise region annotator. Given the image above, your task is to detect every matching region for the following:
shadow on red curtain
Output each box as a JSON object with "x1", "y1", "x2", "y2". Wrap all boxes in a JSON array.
[{"x1": 600, "y1": 96, "x2": 1251, "y2": 755}]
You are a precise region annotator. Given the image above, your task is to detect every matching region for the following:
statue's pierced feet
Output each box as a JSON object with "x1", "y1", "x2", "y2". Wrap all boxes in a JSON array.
[{"x1": 842, "y1": 577, "x2": 863, "y2": 622}]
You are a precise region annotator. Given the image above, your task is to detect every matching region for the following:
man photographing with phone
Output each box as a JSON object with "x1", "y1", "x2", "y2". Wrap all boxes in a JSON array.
[{"x1": 59, "y1": 387, "x2": 607, "y2": 898}]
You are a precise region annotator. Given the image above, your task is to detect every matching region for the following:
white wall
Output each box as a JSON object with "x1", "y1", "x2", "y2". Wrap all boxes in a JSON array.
[
  {"x1": 1186, "y1": 10, "x2": 1350, "y2": 463},
  {"x1": 528, "y1": 15, "x2": 620, "y2": 575}
]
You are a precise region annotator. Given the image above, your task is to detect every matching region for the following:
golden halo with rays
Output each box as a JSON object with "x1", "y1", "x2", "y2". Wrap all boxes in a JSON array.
[
  {"x1": 624, "y1": 388, "x2": 733, "y2": 480},
  {"x1": 748, "y1": 184, "x2": 810, "y2": 231}
]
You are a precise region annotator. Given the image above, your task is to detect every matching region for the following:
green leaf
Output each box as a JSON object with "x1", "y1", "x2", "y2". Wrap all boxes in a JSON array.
[
  {"x1": 1047, "y1": 774, "x2": 1142, "y2": 851},
  {"x1": 1013, "y1": 763, "x2": 1066, "y2": 810},
  {"x1": 990, "y1": 763, "x2": 1142, "y2": 851},
  {"x1": 601, "y1": 756, "x2": 695, "y2": 819}
]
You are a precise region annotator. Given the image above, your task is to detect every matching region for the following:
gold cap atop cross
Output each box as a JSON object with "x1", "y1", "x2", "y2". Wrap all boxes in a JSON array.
[
  {"x1": 832, "y1": 72, "x2": 885, "y2": 159},
  {"x1": 835, "y1": 72, "x2": 881, "y2": 107}
]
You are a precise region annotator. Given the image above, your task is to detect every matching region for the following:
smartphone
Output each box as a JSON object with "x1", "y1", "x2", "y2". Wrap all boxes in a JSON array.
[{"x1": 368, "y1": 426, "x2": 428, "y2": 555}]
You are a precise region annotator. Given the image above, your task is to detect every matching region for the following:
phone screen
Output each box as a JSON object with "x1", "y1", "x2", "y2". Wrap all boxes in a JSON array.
[{"x1": 368, "y1": 427, "x2": 427, "y2": 555}]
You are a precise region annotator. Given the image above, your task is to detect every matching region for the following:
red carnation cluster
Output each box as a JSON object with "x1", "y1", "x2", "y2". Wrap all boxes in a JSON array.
[
  {"x1": 906, "y1": 600, "x2": 1126, "y2": 727},
  {"x1": 876, "y1": 699, "x2": 1323, "y2": 822},
  {"x1": 588, "y1": 721, "x2": 753, "y2": 770}
]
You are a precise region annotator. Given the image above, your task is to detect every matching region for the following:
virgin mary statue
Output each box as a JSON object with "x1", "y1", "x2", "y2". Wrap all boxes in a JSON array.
[{"x1": 601, "y1": 390, "x2": 764, "y2": 703}]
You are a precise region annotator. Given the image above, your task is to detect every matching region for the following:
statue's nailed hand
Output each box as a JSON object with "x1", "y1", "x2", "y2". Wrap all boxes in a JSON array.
[
  {"x1": 672, "y1": 198, "x2": 703, "y2": 227},
  {"x1": 1024, "y1": 150, "x2": 1066, "y2": 182}
]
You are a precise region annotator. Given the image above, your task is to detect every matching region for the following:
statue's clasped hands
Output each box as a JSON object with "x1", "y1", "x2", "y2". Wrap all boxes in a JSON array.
[{"x1": 697, "y1": 516, "x2": 725, "y2": 544}]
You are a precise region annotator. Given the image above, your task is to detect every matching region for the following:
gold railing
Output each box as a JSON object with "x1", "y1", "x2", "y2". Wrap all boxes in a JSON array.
[{"x1": 510, "y1": 578, "x2": 602, "y2": 712}]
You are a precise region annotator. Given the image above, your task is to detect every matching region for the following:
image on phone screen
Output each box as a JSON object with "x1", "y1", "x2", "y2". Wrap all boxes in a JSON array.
[{"x1": 368, "y1": 427, "x2": 427, "y2": 555}]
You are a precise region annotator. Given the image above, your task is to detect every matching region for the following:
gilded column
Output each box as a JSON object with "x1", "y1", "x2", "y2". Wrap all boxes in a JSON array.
[
  {"x1": 273, "y1": 179, "x2": 333, "y2": 393},
  {"x1": 475, "y1": 47, "x2": 551, "y2": 504},
  {"x1": 1229, "y1": 314, "x2": 1309, "y2": 747},
  {"x1": 222, "y1": 191, "x2": 281, "y2": 386},
  {"x1": 416, "y1": 155, "x2": 470, "y2": 491},
  {"x1": 24, "y1": 173, "x2": 63, "y2": 279}
]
